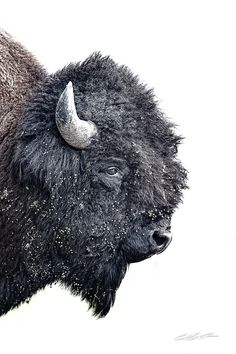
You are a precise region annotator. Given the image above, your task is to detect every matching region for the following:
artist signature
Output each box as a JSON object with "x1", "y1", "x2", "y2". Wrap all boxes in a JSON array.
[{"x1": 175, "y1": 332, "x2": 219, "y2": 341}]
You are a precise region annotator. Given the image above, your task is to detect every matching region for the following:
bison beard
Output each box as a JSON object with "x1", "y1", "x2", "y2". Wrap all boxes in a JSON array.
[
  {"x1": 64, "y1": 255, "x2": 127, "y2": 317},
  {"x1": 0, "y1": 30, "x2": 187, "y2": 318}
]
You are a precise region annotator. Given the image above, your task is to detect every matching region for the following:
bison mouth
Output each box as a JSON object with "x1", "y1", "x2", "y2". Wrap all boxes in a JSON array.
[
  {"x1": 120, "y1": 219, "x2": 172, "y2": 264},
  {"x1": 124, "y1": 230, "x2": 172, "y2": 263}
]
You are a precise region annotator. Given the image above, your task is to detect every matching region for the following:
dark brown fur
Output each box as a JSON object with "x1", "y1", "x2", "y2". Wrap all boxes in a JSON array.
[{"x1": 0, "y1": 30, "x2": 46, "y2": 163}]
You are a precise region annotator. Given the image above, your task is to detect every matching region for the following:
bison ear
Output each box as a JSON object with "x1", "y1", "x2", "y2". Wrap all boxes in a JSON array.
[
  {"x1": 55, "y1": 81, "x2": 97, "y2": 149},
  {"x1": 11, "y1": 81, "x2": 98, "y2": 190}
]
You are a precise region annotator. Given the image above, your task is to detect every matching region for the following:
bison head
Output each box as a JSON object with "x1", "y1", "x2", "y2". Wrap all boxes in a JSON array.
[{"x1": 9, "y1": 53, "x2": 187, "y2": 317}]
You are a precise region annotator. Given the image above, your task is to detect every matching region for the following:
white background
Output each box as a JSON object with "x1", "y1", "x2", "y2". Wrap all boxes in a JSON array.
[{"x1": 0, "y1": 1, "x2": 235, "y2": 353}]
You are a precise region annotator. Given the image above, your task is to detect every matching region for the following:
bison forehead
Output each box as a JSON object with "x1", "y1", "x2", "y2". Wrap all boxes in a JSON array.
[
  {"x1": 73, "y1": 96, "x2": 162, "y2": 160},
  {"x1": 72, "y1": 88, "x2": 140, "y2": 133},
  {"x1": 52, "y1": 53, "x2": 160, "y2": 139}
]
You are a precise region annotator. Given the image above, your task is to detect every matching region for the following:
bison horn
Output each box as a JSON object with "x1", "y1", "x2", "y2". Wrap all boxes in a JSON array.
[{"x1": 55, "y1": 81, "x2": 98, "y2": 149}]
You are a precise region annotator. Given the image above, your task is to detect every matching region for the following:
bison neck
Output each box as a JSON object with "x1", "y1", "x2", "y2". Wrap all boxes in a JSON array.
[{"x1": 0, "y1": 184, "x2": 60, "y2": 316}]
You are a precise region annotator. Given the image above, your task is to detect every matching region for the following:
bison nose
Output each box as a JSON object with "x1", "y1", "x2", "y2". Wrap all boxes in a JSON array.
[{"x1": 151, "y1": 231, "x2": 172, "y2": 253}]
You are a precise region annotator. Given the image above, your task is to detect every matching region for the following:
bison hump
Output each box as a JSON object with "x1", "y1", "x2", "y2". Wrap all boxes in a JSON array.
[{"x1": 0, "y1": 29, "x2": 46, "y2": 145}]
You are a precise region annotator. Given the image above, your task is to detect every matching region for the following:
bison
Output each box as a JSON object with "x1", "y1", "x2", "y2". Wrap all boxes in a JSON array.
[{"x1": 0, "y1": 30, "x2": 187, "y2": 318}]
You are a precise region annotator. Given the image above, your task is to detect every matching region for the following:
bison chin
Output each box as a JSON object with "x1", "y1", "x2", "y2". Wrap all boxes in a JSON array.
[{"x1": 61, "y1": 256, "x2": 127, "y2": 318}]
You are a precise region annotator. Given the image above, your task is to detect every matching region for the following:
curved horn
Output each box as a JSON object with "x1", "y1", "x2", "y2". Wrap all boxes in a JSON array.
[{"x1": 55, "y1": 81, "x2": 97, "y2": 149}]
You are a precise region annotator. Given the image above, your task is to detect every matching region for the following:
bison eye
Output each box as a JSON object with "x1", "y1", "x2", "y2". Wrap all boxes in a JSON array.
[{"x1": 105, "y1": 166, "x2": 120, "y2": 176}]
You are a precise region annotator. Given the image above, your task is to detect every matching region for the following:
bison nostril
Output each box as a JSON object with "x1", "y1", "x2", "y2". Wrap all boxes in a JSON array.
[{"x1": 152, "y1": 231, "x2": 172, "y2": 249}]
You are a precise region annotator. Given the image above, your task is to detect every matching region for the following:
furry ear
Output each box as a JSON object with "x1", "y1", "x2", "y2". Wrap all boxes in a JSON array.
[
  {"x1": 12, "y1": 129, "x2": 82, "y2": 190},
  {"x1": 10, "y1": 78, "x2": 84, "y2": 190}
]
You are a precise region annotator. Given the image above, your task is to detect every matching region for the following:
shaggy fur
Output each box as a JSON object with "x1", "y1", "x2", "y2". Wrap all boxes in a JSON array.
[{"x1": 0, "y1": 30, "x2": 187, "y2": 317}]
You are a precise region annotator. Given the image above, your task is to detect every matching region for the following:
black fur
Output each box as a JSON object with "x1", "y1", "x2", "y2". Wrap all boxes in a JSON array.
[{"x1": 0, "y1": 52, "x2": 187, "y2": 317}]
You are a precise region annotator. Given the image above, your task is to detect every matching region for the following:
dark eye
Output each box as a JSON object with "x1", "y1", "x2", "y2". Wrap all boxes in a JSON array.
[{"x1": 105, "y1": 166, "x2": 120, "y2": 176}]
